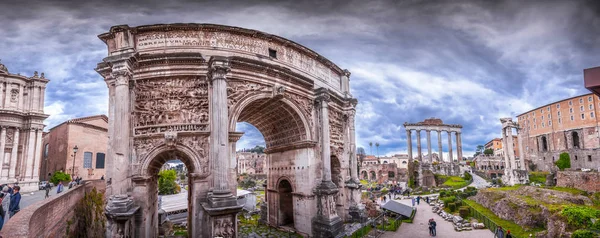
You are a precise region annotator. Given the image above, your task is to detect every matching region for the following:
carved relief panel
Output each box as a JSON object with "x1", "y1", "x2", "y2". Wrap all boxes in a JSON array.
[
  {"x1": 213, "y1": 216, "x2": 235, "y2": 238},
  {"x1": 226, "y1": 80, "x2": 270, "y2": 110},
  {"x1": 133, "y1": 77, "x2": 209, "y2": 136},
  {"x1": 329, "y1": 107, "x2": 344, "y2": 156}
]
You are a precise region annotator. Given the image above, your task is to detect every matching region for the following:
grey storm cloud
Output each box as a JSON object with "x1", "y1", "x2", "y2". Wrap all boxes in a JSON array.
[{"x1": 0, "y1": 0, "x2": 599, "y2": 156}]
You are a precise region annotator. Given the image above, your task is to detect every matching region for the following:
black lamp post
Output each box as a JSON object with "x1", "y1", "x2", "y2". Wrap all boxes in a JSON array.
[{"x1": 72, "y1": 145, "x2": 78, "y2": 177}]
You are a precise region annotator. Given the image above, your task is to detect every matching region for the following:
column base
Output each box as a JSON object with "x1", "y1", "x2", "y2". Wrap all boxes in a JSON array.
[
  {"x1": 201, "y1": 201, "x2": 244, "y2": 238},
  {"x1": 312, "y1": 215, "x2": 344, "y2": 238},
  {"x1": 348, "y1": 205, "x2": 368, "y2": 223},
  {"x1": 104, "y1": 194, "x2": 140, "y2": 238},
  {"x1": 208, "y1": 191, "x2": 238, "y2": 208}
]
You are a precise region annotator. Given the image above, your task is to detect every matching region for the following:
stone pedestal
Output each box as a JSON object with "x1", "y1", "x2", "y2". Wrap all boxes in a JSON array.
[
  {"x1": 201, "y1": 202, "x2": 243, "y2": 238},
  {"x1": 345, "y1": 180, "x2": 366, "y2": 223},
  {"x1": 105, "y1": 195, "x2": 140, "y2": 238},
  {"x1": 312, "y1": 181, "x2": 344, "y2": 238}
]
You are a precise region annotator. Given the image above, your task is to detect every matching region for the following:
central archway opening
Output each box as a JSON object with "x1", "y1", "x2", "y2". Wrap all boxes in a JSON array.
[{"x1": 230, "y1": 92, "x2": 310, "y2": 234}]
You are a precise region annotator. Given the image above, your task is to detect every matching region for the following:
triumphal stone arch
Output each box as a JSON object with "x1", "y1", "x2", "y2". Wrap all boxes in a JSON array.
[{"x1": 95, "y1": 23, "x2": 360, "y2": 237}]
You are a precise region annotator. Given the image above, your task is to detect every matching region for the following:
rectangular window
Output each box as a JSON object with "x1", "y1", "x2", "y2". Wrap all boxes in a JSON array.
[
  {"x1": 580, "y1": 98, "x2": 584, "y2": 103},
  {"x1": 571, "y1": 115, "x2": 574, "y2": 121},
  {"x1": 558, "y1": 111, "x2": 561, "y2": 116},
  {"x1": 541, "y1": 109, "x2": 544, "y2": 113},
  {"x1": 581, "y1": 106, "x2": 584, "y2": 111},
  {"x1": 582, "y1": 113, "x2": 585, "y2": 119},
  {"x1": 569, "y1": 101, "x2": 573, "y2": 106},
  {"x1": 558, "y1": 118, "x2": 562, "y2": 124},
  {"x1": 589, "y1": 155, "x2": 592, "y2": 162},
  {"x1": 557, "y1": 104, "x2": 560, "y2": 109},
  {"x1": 534, "y1": 118, "x2": 536, "y2": 122},
  {"x1": 592, "y1": 112, "x2": 595, "y2": 118},
  {"x1": 589, "y1": 96, "x2": 593, "y2": 102},
  {"x1": 83, "y1": 152, "x2": 93, "y2": 168},
  {"x1": 542, "y1": 122, "x2": 545, "y2": 127},
  {"x1": 268, "y1": 48, "x2": 277, "y2": 58},
  {"x1": 570, "y1": 108, "x2": 573, "y2": 113},
  {"x1": 548, "y1": 120, "x2": 552, "y2": 126},
  {"x1": 548, "y1": 114, "x2": 551, "y2": 119},
  {"x1": 44, "y1": 144, "x2": 49, "y2": 157},
  {"x1": 542, "y1": 116, "x2": 544, "y2": 120},
  {"x1": 547, "y1": 106, "x2": 550, "y2": 111},
  {"x1": 96, "y1": 153, "x2": 105, "y2": 169},
  {"x1": 533, "y1": 112, "x2": 536, "y2": 116},
  {"x1": 590, "y1": 104, "x2": 594, "y2": 110}
]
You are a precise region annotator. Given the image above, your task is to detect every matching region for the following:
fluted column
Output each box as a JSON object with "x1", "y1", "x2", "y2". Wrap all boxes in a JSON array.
[
  {"x1": 39, "y1": 86, "x2": 46, "y2": 112},
  {"x1": 9, "y1": 128, "x2": 19, "y2": 179},
  {"x1": 0, "y1": 127, "x2": 6, "y2": 180},
  {"x1": 208, "y1": 57, "x2": 234, "y2": 201},
  {"x1": 317, "y1": 93, "x2": 332, "y2": 182},
  {"x1": 406, "y1": 130, "x2": 413, "y2": 160},
  {"x1": 33, "y1": 129, "x2": 43, "y2": 180},
  {"x1": 456, "y1": 132, "x2": 462, "y2": 162},
  {"x1": 426, "y1": 130, "x2": 432, "y2": 162},
  {"x1": 416, "y1": 130, "x2": 422, "y2": 161},
  {"x1": 447, "y1": 131, "x2": 453, "y2": 162},
  {"x1": 348, "y1": 107, "x2": 358, "y2": 182},
  {"x1": 108, "y1": 56, "x2": 135, "y2": 196},
  {"x1": 25, "y1": 128, "x2": 36, "y2": 179},
  {"x1": 17, "y1": 84, "x2": 24, "y2": 111},
  {"x1": 3, "y1": 84, "x2": 11, "y2": 109},
  {"x1": 517, "y1": 128, "x2": 525, "y2": 169},
  {"x1": 437, "y1": 130, "x2": 443, "y2": 162}
]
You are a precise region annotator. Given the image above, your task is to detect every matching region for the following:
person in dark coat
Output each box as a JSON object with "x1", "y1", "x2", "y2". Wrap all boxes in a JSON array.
[
  {"x1": 8, "y1": 186, "x2": 20, "y2": 218},
  {"x1": 428, "y1": 218, "x2": 437, "y2": 236}
]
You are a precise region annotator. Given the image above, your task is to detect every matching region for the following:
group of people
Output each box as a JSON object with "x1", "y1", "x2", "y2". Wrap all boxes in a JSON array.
[
  {"x1": 428, "y1": 218, "x2": 437, "y2": 236},
  {"x1": 0, "y1": 184, "x2": 21, "y2": 231}
]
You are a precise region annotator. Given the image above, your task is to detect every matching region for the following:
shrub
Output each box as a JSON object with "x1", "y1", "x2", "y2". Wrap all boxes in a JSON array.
[
  {"x1": 572, "y1": 229, "x2": 596, "y2": 238},
  {"x1": 442, "y1": 196, "x2": 457, "y2": 207},
  {"x1": 463, "y1": 172, "x2": 472, "y2": 181},
  {"x1": 555, "y1": 152, "x2": 571, "y2": 171},
  {"x1": 459, "y1": 206, "x2": 470, "y2": 218},
  {"x1": 49, "y1": 171, "x2": 71, "y2": 185},
  {"x1": 448, "y1": 202, "x2": 457, "y2": 212},
  {"x1": 561, "y1": 206, "x2": 600, "y2": 229}
]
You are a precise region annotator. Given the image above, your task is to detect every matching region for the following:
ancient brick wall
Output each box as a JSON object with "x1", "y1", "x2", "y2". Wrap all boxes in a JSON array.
[
  {"x1": 556, "y1": 171, "x2": 600, "y2": 192},
  {"x1": 0, "y1": 180, "x2": 106, "y2": 238}
]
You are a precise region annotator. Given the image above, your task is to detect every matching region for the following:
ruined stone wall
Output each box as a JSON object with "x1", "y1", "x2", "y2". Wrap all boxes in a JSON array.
[
  {"x1": 0, "y1": 180, "x2": 106, "y2": 238},
  {"x1": 556, "y1": 171, "x2": 600, "y2": 192}
]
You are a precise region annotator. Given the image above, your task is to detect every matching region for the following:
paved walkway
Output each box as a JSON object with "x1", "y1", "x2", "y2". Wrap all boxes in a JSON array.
[{"x1": 381, "y1": 198, "x2": 493, "y2": 238}]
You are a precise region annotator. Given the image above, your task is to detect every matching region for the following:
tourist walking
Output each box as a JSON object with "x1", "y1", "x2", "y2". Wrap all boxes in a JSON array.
[
  {"x1": 0, "y1": 193, "x2": 6, "y2": 231},
  {"x1": 1, "y1": 187, "x2": 10, "y2": 225},
  {"x1": 416, "y1": 196, "x2": 421, "y2": 205},
  {"x1": 506, "y1": 230, "x2": 513, "y2": 238},
  {"x1": 428, "y1": 218, "x2": 437, "y2": 236},
  {"x1": 411, "y1": 197, "x2": 415, "y2": 206},
  {"x1": 56, "y1": 181, "x2": 64, "y2": 194},
  {"x1": 495, "y1": 226, "x2": 505, "y2": 238},
  {"x1": 9, "y1": 186, "x2": 20, "y2": 218},
  {"x1": 44, "y1": 183, "x2": 51, "y2": 198},
  {"x1": 426, "y1": 196, "x2": 430, "y2": 204}
]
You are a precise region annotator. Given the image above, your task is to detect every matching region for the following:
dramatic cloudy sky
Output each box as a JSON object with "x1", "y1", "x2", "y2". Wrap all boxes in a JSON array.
[{"x1": 1, "y1": 0, "x2": 599, "y2": 159}]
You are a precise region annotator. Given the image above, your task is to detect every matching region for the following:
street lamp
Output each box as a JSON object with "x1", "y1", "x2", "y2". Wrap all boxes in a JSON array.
[{"x1": 72, "y1": 145, "x2": 78, "y2": 178}]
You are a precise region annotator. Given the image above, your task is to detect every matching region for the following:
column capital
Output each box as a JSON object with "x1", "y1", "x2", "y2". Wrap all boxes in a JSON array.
[
  {"x1": 315, "y1": 87, "x2": 332, "y2": 105},
  {"x1": 208, "y1": 56, "x2": 230, "y2": 81}
]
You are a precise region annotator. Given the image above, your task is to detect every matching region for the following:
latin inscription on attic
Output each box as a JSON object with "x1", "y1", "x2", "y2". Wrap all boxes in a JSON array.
[{"x1": 136, "y1": 30, "x2": 341, "y2": 88}]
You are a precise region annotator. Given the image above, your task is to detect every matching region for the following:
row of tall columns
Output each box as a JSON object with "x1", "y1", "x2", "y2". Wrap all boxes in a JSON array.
[
  {"x1": 0, "y1": 83, "x2": 45, "y2": 112},
  {"x1": 405, "y1": 129, "x2": 463, "y2": 162},
  {"x1": 0, "y1": 126, "x2": 42, "y2": 182}
]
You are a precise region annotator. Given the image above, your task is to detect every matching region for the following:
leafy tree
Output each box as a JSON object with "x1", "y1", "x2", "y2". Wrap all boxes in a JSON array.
[
  {"x1": 247, "y1": 145, "x2": 265, "y2": 154},
  {"x1": 555, "y1": 152, "x2": 571, "y2": 171},
  {"x1": 369, "y1": 142, "x2": 373, "y2": 155},
  {"x1": 50, "y1": 171, "x2": 71, "y2": 185},
  {"x1": 469, "y1": 161, "x2": 476, "y2": 167},
  {"x1": 158, "y1": 169, "x2": 178, "y2": 195},
  {"x1": 239, "y1": 177, "x2": 257, "y2": 189},
  {"x1": 483, "y1": 149, "x2": 494, "y2": 155},
  {"x1": 474, "y1": 145, "x2": 484, "y2": 156}
]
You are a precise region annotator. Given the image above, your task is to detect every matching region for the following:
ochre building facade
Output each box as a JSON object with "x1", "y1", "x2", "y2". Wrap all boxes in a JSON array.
[
  {"x1": 484, "y1": 136, "x2": 519, "y2": 157},
  {"x1": 0, "y1": 62, "x2": 49, "y2": 192},
  {"x1": 517, "y1": 93, "x2": 600, "y2": 171},
  {"x1": 40, "y1": 115, "x2": 107, "y2": 181}
]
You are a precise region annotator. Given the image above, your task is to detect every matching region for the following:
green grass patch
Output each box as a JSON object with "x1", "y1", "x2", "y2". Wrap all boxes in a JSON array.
[
  {"x1": 441, "y1": 176, "x2": 470, "y2": 189},
  {"x1": 489, "y1": 184, "x2": 523, "y2": 191},
  {"x1": 377, "y1": 218, "x2": 402, "y2": 231},
  {"x1": 529, "y1": 172, "x2": 549, "y2": 184},
  {"x1": 550, "y1": 187, "x2": 588, "y2": 196},
  {"x1": 463, "y1": 199, "x2": 543, "y2": 237}
]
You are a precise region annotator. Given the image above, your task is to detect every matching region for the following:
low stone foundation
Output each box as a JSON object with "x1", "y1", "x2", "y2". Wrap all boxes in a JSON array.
[
  {"x1": 556, "y1": 171, "x2": 600, "y2": 192},
  {"x1": 0, "y1": 180, "x2": 106, "y2": 237}
]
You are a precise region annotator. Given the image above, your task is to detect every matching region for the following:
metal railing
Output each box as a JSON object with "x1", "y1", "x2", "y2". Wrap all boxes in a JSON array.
[{"x1": 456, "y1": 199, "x2": 518, "y2": 238}]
